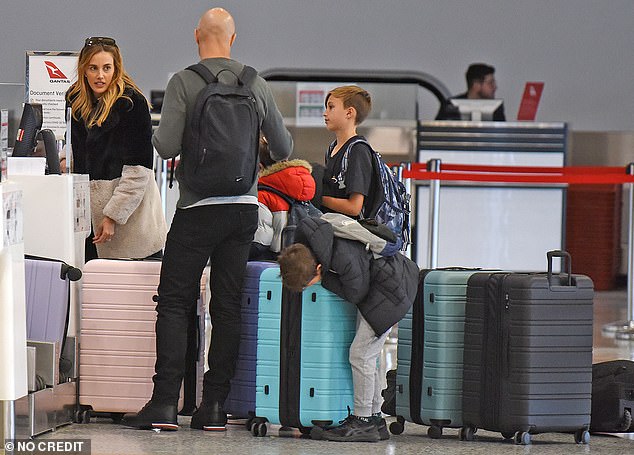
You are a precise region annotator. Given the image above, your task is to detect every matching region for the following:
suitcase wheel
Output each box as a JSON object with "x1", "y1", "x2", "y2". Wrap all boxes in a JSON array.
[
  {"x1": 501, "y1": 431, "x2": 514, "y2": 440},
  {"x1": 74, "y1": 406, "x2": 92, "y2": 423},
  {"x1": 75, "y1": 409, "x2": 91, "y2": 424},
  {"x1": 253, "y1": 422, "x2": 267, "y2": 437},
  {"x1": 427, "y1": 425, "x2": 443, "y2": 439},
  {"x1": 459, "y1": 426, "x2": 476, "y2": 441},
  {"x1": 248, "y1": 416, "x2": 264, "y2": 431},
  {"x1": 389, "y1": 415, "x2": 405, "y2": 435},
  {"x1": 574, "y1": 429, "x2": 590, "y2": 445},
  {"x1": 513, "y1": 431, "x2": 531, "y2": 445},
  {"x1": 249, "y1": 417, "x2": 268, "y2": 437}
]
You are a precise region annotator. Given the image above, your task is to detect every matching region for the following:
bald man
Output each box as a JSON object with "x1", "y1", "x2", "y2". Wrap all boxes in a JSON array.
[{"x1": 122, "y1": 7, "x2": 292, "y2": 431}]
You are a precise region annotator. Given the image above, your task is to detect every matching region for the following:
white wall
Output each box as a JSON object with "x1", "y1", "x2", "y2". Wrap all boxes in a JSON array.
[{"x1": 1, "y1": 0, "x2": 633, "y2": 131}]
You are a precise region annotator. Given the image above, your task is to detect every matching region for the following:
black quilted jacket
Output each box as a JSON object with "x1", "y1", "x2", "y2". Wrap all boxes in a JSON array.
[{"x1": 295, "y1": 217, "x2": 420, "y2": 336}]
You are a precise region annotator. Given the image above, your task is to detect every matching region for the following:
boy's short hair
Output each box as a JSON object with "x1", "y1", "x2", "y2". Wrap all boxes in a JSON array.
[
  {"x1": 259, "y1": 135, "x2": 275, "y2": 168},
  {"x1": 325, "y1": 85, "x2": 372, "y2": 125},
  {"x1": 277, "y1": 243, "x2": 319, "y2": 292}
]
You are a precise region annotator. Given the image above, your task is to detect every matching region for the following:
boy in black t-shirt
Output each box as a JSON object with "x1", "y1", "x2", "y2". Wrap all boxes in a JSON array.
[
  {"x1": 321, "y1": 86, "x2": 374, "y2": 218},
  {"x1": 317, "y1": 85, "x2": 390, "y2": 442}
]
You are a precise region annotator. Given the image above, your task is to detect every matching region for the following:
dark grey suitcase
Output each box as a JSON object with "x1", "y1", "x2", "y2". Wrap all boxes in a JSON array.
[{"x1": 461, "y1": 251, "x2": 593, "y2": 445}]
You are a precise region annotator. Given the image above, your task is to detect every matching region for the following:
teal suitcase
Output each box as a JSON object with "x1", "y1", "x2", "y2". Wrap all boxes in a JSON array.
[
  {"x1": 252, "y1": 266, "x2": 356, "y2": 436},
  {"x1": 393, "y1": 268, "x2": 480, "y2": 438}
]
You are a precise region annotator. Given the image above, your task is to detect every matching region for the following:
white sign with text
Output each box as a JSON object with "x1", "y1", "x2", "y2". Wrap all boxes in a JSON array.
[{"x1": 26, "y1": 51, "x2": 79, "y2": 139}]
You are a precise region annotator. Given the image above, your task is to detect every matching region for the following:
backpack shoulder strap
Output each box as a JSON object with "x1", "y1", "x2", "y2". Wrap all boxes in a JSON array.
[
  {"x1": 334, "y1": 138, "x2": 375, "y2": 188},
  {"x1": 237, "y1": 65, "x2": 258, "y2": 88},
  {"x1": 185, "y1": 63, "x2": 217, "y2": 84},
  {"x1": 258, "y1": 183, "x2": 295, "y2": 206}
]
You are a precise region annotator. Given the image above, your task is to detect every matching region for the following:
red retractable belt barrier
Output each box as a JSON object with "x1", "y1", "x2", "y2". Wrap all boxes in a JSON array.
[{"x1": 402, "y1": 163, "x2": 634, "y2": 185}]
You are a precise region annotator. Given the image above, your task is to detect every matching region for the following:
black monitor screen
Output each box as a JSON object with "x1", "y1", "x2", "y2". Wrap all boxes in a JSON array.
[
  {"x1": 150, "y1": 90, "x2": 164, "y2": 113},
  {"x1": 12, "y1": 103, "x2": 43, "y2": 157}
]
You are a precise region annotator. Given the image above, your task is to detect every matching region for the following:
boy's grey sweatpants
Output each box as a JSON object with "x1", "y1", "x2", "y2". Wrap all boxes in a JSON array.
[{"x1": 349, "y1": 311, "x2": 390, "y2": 417}]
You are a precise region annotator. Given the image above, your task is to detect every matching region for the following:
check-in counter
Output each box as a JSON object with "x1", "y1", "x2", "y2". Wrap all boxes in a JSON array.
[
  {"x1": 0, "y1": 180, "x2": 27, "y2": 442},
  {"x1": 6, "y1": 174, "x2": 90, "y2": 437},
  {"x1": 8, "y1": 174, "x2": 91, "y2": 340},
  {"x1": 415, "y1": 121, "x2": 567, "y2": 271}
]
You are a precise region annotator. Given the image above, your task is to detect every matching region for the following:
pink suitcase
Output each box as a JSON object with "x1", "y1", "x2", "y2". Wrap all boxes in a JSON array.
[{"x1": 77, "y1": 259, "x2": 205, "y2": 423}]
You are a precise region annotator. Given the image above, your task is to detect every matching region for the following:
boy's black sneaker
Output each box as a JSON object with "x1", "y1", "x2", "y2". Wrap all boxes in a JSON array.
[
  {"x1": 190, "y1": 401, "x2": 227, "y2": 431},
  {"x1": 321, "y1": 414, "x2": 380, "y2": 442},
  {"x1": 373, "y1": 415, "x2": 390, "y2": 440},
  {"x1": 120, "y1": 400, "x2": 178, "y2": 431}
]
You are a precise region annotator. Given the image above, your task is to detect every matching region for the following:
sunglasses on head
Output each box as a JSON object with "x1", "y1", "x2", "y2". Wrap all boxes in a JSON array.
[{"x1": 84, "y1": 37, "x2": 116, "y2": 47}]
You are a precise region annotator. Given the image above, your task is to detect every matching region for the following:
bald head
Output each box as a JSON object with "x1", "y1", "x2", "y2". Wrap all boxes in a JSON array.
[{"x1": 195, "y1": 7, "x2": 236, "y2": 58}]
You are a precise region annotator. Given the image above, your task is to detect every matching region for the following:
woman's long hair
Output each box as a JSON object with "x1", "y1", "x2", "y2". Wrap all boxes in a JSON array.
[{"x1": 66, "y1": 42, "x2": 148, "y2": 128}]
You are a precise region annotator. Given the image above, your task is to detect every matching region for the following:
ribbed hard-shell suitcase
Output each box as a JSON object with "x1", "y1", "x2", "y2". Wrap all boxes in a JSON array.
[
  {"x1": 251, "y1": 266, "x2": 356, "y2": 436},
  {"x1": 224, "y1": 261, "x2": 278, "y2": 419},
  {"x1": 25, "y1": 257, "x2": 79, "y2": 346},
  {"x1": 78, "y1": 259, "x2": 205, "y2": 422},
  {"x1": 461, "y1": 251, "x2": 593, "y2": 445},
  {"x1": 24, "y1": 256, "x2": 82, "y2": 388},
  {"x1": 393, "y1": 268, "x2": 480, "y2": 438}
]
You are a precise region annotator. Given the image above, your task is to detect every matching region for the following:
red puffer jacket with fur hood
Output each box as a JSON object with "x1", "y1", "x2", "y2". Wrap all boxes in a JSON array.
[{"x1": 253, "y1": 159, "x2": 316, "y2": 254}]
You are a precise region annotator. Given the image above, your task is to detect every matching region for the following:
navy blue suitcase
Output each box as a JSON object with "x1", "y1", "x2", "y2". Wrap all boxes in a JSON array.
[{"x1": 224, "y1": 261, "x2": 278, "y2": 419}]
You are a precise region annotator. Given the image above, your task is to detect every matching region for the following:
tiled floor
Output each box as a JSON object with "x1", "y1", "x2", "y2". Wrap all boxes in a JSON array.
[{"x1": 19, "y1": 289, "x2": 634, "y2": 454}]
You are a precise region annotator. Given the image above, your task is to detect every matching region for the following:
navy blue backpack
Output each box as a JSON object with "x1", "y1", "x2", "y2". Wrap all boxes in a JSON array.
[{"x1": 328, "y1": 138, "x2": 411, "y2": 256}]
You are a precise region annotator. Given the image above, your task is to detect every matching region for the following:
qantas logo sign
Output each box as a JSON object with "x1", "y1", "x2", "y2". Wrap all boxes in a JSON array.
[{"x1": 44, "y1": 61, "x2": 70, "y2": 83}]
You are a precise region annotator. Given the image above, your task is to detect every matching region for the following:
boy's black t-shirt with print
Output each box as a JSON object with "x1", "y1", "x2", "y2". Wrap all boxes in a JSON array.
[{"x1": 322, "y1": 135, "x2": 373, "y2": 216}]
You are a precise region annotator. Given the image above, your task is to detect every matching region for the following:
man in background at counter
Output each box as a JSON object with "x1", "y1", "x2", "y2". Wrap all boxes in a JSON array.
[{"x1": 435, "y1": 63, "x2": 506, "y2": 121}]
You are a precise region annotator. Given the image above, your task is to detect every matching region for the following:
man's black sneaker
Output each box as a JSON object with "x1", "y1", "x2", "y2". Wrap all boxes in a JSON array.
[
  {"x1": 321, "y1": 414, "x2": 380, "y2": 442},
  {"x1": 191, "y1": 401, "x2": 227, "y2": 431},
  {"x1": 373, "y1": 415, "x2": 390, "y2": 440},
  {"x1": 121, "y1": 400, "x2": 178, "y2": 431}
]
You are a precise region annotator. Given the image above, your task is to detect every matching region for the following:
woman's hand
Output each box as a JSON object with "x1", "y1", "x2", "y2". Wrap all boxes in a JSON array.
[{"x1": 93, "y1": 216, "x2": 116, "y2": 244}]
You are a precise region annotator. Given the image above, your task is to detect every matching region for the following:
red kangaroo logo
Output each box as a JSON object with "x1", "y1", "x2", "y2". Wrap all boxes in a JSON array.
[{"x1": 44, "y1": 61, "x2": 68, "y2": 79}]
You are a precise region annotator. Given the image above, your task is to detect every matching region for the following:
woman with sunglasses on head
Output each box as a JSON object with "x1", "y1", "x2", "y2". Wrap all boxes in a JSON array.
[{"x1": 66, "y1": 37, "x2": 167, "y2": 261}]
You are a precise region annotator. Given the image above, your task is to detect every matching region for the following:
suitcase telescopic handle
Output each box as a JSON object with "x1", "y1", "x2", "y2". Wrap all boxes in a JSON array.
[{"x1": 547, "y1": 250, "x2": 572, "y2": 286}]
